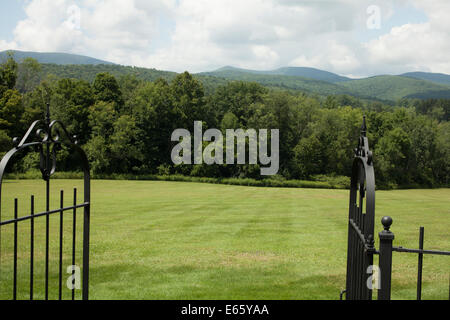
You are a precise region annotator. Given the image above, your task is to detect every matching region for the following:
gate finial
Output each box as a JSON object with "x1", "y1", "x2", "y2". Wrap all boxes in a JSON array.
[
  {"x1": 361, "y1": 115, "x2": 367, "y2": 137},
  {"x1": 381, "y1": 216, "x2": 393, "y2": 231}
]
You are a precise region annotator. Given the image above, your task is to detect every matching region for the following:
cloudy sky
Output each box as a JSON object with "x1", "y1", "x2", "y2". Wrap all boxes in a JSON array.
[{"x1": 0, "y1": 0, "x2": 449, "y2": 77}]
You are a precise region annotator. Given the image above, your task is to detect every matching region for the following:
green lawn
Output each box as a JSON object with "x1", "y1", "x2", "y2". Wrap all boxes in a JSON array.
[{"x1": 0, "y1": 180, "x2": 449, "y2": 300}]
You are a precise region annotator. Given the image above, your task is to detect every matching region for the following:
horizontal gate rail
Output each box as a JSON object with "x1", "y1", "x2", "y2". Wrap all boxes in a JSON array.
[
  {"x1": 392, "y1": 247, "x2": 450, "y2": 256},
  {"x1": 0, "y1": 202, "x2": 89, "y2": 226}
]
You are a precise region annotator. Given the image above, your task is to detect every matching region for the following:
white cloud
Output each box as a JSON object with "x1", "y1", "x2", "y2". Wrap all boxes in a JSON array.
[
  {"x1": 4, "y1": 0, "x2": 172, "y2": 64},
  {"x1": 0, "y1": 39, "x2": 18, "y2": 51},
  {"x1": 143, "y1": 0, "x2": 367, "y2": 72},
  {"x1": 361, "y1": 0, "x2": 450, "y2": 74},
  {"x1": 1, "y1": 0, "x2": 449, "y2": 76}
]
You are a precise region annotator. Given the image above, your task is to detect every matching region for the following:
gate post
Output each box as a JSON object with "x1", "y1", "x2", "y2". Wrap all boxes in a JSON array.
[{"x1": 378, "y1": 216, "x2": 394, "y2": 300}]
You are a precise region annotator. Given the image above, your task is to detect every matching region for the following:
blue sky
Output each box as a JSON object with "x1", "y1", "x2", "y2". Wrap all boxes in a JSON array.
[
  {"x1": 0, "y1": 1, "x2": 448, "y2": 77},
  {"x1": 0, "y1": 1, "x2": 26, "y2": 42},
  {"x1": 354, "y1": 3, "x2": 428, "y2": 42}
]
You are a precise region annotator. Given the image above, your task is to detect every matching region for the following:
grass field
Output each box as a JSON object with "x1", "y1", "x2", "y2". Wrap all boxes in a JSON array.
[{"x1": 0, "y1": 179, "x2": 448, "y2": 300}]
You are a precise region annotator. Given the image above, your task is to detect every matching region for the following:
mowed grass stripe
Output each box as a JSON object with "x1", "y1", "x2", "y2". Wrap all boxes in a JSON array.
[{"x1": 0, "y1": 180, "x2": 448, "y2": 299}]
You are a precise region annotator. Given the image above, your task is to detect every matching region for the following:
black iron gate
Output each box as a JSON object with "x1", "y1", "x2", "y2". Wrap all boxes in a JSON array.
[
  {"x1": 343, "y1": 117, "x2": 450, "y2": 300},
  {"x1": 344, "y1": 117, "x2": 376, "y2": 300},
  {"x1": 0, "y1": 104, "x2": 90, "y2": 300}
]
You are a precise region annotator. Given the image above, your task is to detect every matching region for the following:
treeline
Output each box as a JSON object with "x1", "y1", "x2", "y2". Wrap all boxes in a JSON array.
[{"x1": 0, "y1": 55, "x2": 449, "y2": 188}]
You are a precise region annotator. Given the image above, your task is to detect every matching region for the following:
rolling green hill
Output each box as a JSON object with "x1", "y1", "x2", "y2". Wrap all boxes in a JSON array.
[
  {"x1": 199, "y1": 68, "x2": 450, "y2": 101},
  {"x1": 211, "y1": 66, "x2": 351, "y2": 82},
  {"x1": 34, "y1": 64, "x2": 450, "y2": 100},
  {"x1": 4, "y1": 50, "x2": 450, "y2": 101},
  {"x1": 40, "y1": 63, "x2": 177, "y2": 83},
  {"x1": 38, "y1": 64, "x2": 228, "y2": 95},
  {"x1": 199, "y1": 67, "x2": 350, "y2": 96},
  {"x1": 400, "y1": 72, "x2": 450, "y2": 86},
  {"x1": 339, "y1": 75, "x2": 450, "y2": 101}
]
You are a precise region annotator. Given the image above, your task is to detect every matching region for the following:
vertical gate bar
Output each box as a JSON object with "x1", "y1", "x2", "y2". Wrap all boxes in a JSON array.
[
  {"x1": 378, "y1": 216, "x2": 394, "y2": 300},
  {"x1": 361, "y1": 204, "x2": 366, "y2": 299},
  {"x1": 356, "y1": 196, "x2": 362, "y2": 299},
  {"x1": 13, "y1": 198, "x2": 18, "y2": 300},
  {"x1": 72, "y1": 188, "x2": 77, "y2": 300},
  {"x1": 59, "y1": 190, "x2": 64, "y2": 300},
  {"x1": 350, "y1": 205, "x2": 356, "y2": 299},
  {"x1": 354, "y1": 202, "x2": 359, "y2": 299},
  {"x1": 356, "y1": 238, "x2": 361, "y2": 298},
  {"x1": 30, "y1": 195, "x2": 34, "y2": 300},
  {"x1": 82, "y1": 165, "x2": 91, "y2": 301},
  {"x1": 352, "y1": 204, "x2": 358, "y2": 300},
  {"x1": 350, "y1": 227, "x2": 356, "y2": 299},
  {"x1": 346, "y1": 213, "x2": 351, "y2": 299},
  {"x1": 417, "y1": 226, "x2": 424, "y2": 300},
  {"x1": 362, "y1": 215, "x2": 369, "y2": 300},
  {"x1": 347, "y1": 227, "x2": 353, "y2": 299},
  {"x1": 82, "y1": 203, "x2": 90, "y2": 300},
  {"x1": 346, "y1": 213, "x2": 354, "y2": 299},
  {"x1": 45, "y1": 178, "x2": 49, "y2": 300},
  {"x1": 367, "y1": 248, "x2": 374, "y2": 300}
]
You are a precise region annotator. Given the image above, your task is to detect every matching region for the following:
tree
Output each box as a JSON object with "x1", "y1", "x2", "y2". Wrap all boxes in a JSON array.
[
  {"x1": 376, "y1": 127, "x2": 413, "y2": 186},
  {"x1": 16, "y1": 57, "x2": 42, "y2": 93},
  {"x1": 0, "y1": 52, "x2": 18, "y2": 96},
  {"x1": 130, "y1": 78, "x2": 184, "y2": 168},
  {"x1": 118, "y1": 74, "x2": 142, "y2": 114},
  {"x1": 51, "y1": 78, "x2": 94, "y2": 144},
  {"x1": 0, "y1": 89, "x2": 24, "y2": 138},
  {"x1": 208, "y1": 81, "x2": 267, "y2": 126},
  {"x1": 92, "y1": 72, "x2": 124, "y2": 109},
  {"x1": 110, "y1": 115, "x2": 144, "y2": 172},
  {"x1": 20, "y1": 81, "x2": 54, "y2": 128},
  {"x1": 292, "y1": 135, "x2": 324, "y2": 178},
  {"x1": 85, "y1": 101, "x2": 118, "y2": 174},
  {"x1": 171, "y1": 71, "x2": 207, "y2": 128},
  {"x1": 0, "y1": 129, "x2": 11, "y2": 153},
  {"x1": 220, "y1": 112, "x2": 240, "y2": 131},
  {"x1": 433, "y1": 122, "x2": 450, "y2": 185}
]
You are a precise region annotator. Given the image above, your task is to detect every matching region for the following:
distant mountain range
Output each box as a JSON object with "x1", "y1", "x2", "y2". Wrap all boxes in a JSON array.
[
  {"x1": 0, "y1": 50, "x2": 114, "y2": 65},
  {"x1": 2, "y1": 50, "x2": 450, "y2": 101},
  {"x1": 201, "y1": 66, "x2": 450, "y2": 101},
  {"x1": 399, "y1": 72, "x2": 450, "y2": 86},
  {"x1": 209, "y1": 66, "x2": 351, "y2": 83}
]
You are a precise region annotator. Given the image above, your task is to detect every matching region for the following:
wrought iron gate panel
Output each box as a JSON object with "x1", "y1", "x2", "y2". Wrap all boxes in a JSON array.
[
  {"x1": 345, "y1": 117, "x2": 376, "y2": 300},
  {"x1": 343, "y1": 117, "x2": 449, "y2": 300},
  {"x1": 0, "y1": 104, "x2": 90, "y2": 300}
]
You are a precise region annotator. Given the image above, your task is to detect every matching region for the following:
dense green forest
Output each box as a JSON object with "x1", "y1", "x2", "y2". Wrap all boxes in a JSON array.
[{"x1": 0, "y1": 54, "x2": 449, "y2": 188}]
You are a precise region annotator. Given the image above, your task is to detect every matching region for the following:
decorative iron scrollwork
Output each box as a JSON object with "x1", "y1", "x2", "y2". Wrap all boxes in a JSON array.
[{"x1": 10, "y1": 104, "x2": 78, "y2": 181}]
